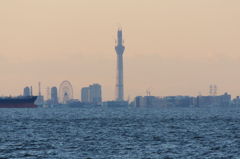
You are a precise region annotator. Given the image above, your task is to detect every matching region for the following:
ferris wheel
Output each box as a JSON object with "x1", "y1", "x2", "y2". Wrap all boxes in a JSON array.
[{"x1": 59, "y1": 80, "x2": 73, "y2": 104}]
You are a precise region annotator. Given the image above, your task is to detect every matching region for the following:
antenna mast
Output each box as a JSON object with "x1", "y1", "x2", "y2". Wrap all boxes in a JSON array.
[{"x1": 38, "y1": 82, "x2": 41, "y2": 96}]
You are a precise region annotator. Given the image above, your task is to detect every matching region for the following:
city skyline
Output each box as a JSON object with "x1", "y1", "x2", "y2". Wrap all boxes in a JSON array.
[{"x1": 1, "y1": 0, "x2": 240, "y2": 100}]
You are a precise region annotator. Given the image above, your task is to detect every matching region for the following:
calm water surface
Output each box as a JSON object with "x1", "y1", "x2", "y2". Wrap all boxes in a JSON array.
[{"x1": 0, "y1": 106, "x2": 240, "y2": 159}]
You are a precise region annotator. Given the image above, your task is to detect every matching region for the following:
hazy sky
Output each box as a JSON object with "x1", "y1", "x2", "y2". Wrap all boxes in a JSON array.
[{"x1": 0, "y1": 0, "x2": 240, "y2": 100}]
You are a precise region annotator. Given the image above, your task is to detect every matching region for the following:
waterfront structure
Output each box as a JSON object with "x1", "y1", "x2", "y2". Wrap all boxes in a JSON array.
[
  {"x1": 134, "y1": 96, "x2": 143, "y2": 107},
  {"x1": 196, "y1": 92, "x2": 231, "y2": 107},
  {"x1": 51, "y1": 87, "x2": 58, "y2": 105},
  {"x1": 133, "y1": 93, "x2": 231, "y2": 107},
  {"x1": 81, "y1": 84, "x2": 102, "y2": 105},
  {"x1": 23, "y1": 87, "x2": 31, "y2": 96},
  {"x1": 115, "y1": 28, "x2": 125, "y2": 101},
  {"x1": 103, "y1": 100, "x2": 128, "y2": 107},
  {"x1": 134, "y1": 96, "x2": 160, "y2": 107},
  {"x1": 232, "y1": 96, "x2": 240, "y2": 106},
  {"x1": 134, "y1": 95, "x2": 195, "y2": 107}
]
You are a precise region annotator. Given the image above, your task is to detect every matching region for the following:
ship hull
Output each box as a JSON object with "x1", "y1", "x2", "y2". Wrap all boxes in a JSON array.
[{"x1": 0, "y1": 96, "x2": 38, "y2": 108}]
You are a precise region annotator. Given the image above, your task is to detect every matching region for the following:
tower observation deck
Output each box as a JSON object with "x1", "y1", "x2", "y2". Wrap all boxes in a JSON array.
[{"x1": 115, "y1": 28, "x2": 125, "y2": 101}]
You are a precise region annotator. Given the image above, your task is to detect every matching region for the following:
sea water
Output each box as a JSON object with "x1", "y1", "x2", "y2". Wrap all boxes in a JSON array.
[{"x1": 0, "y1": 106, "x2": 240, "y2": 159}]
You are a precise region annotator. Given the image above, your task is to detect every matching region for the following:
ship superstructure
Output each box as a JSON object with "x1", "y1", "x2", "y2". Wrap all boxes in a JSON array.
[{"x1": 0, "y1": 96, "x2": 38, "y2": 108}]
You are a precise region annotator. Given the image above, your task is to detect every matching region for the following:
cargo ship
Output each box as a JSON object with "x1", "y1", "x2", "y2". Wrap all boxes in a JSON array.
[{"x1": 0, "y1": 96, "x2": 38, "y2": 108}]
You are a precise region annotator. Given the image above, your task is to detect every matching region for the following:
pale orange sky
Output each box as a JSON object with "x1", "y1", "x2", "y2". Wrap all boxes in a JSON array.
[{"x1": 0, "y1": 0, "x2": 240, "y2": 100}]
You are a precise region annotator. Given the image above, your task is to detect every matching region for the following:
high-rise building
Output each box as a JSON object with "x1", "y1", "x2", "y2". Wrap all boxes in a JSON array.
[
  {"x1": 81, "y1": 87, "x2": 90, "y2": 103},
  {"x1": 23, "y1": 87, "x2": 31, "y2": 96},
  {"x1": 89, "y1": 84, "x2": 102, "y2": 104},
  {"x1": 81, "y1": 84, "x2": 102, "y2": 105},
  {"x1": 51, "y1": 87, "x2": 58, "y2": 105},
  {"x1": 115, "y1": 28, "x2": 125, "y2": 101}
]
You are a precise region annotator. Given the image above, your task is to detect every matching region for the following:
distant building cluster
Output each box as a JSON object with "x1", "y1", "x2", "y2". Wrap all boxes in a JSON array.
[
  {"x1": 21, "y1": 80, "x2": 98, "y2": 107},
  {"x1": 196, "y1": 93, "x2": 231, "y2": 107},
  {"x1": 134, "y1": 96, "x2": 194, "y2": 107},
  {"x1": 23, "y1": 81, "x2": 103, "y2": 107},
  {"x1": 134, "y1": 93, "x2": 233, "y2": 107},
  {"x1": 81, "y1": 84, "x2": 102, "y2": 105},
  {"x1": 19, "y1": 29, "x2": 124, "y2": 107}
]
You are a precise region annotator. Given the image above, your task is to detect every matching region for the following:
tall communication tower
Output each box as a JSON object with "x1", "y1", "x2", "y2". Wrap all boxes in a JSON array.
[{"x1": 115, "y1": 28, "x2": 125, "y2": 101}]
